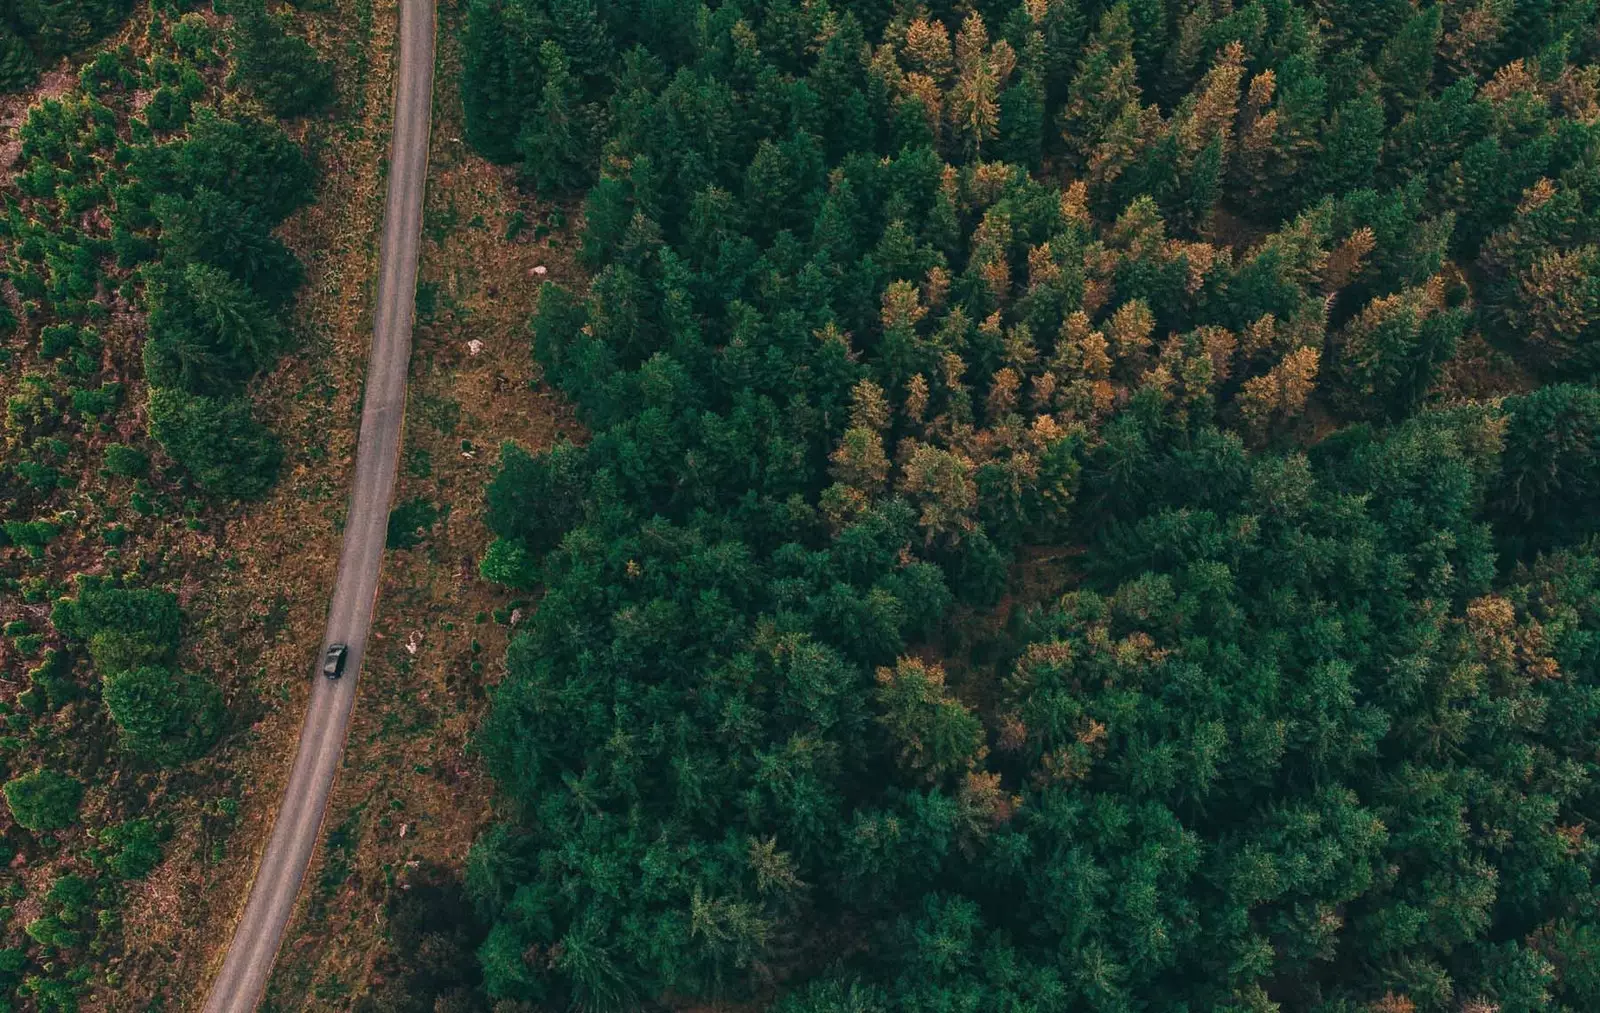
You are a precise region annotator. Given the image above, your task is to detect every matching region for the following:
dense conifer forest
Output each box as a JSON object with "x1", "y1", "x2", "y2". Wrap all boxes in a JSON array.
[{"x1": 454, "y1": 0, "x2": 1600, "y2": 1009}]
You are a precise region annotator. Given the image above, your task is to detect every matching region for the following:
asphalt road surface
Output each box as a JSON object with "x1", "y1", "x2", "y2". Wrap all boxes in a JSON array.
[{"x1": 200, "y1": 2, "x2": 435, "y2": 1009}]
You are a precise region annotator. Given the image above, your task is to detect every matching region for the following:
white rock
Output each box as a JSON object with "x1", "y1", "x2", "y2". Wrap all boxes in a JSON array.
[
  {"x1": 533, "y1": 265, "x2": 548, "y2": 275},
  {"x1": 467, "y1": 339, "x2": 484, "y2": 356}
]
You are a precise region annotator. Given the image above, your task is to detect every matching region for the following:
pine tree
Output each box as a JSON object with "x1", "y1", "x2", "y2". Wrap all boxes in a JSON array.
[
  {"x1": 998, "y1": 56, "x2": 1046, "y2": 169},
  {"x1": 1375, "y1": 5, "x2": 1441, "y2": 113},
  {"x1": 225, "y1": 0, "x2": 335, "y2": 118},
  {"x1": 1334, "y1": 279, "x2": 1467, "y2": 419},
  {"x1": 1060, "y1": 5, "x2": 1141, "y2": 167},
  {"x1": 143, "y1": 262, "x2": 286, "y2": 395},
  {"x1": 1505, "y1": 244, "x2": 1600, "y2": 374},
  {"x1": 1236, "y1": 344, "x2": 1320, "y2": 440},
  {"x1": 1490, "y1": 383, "x2": 1600, "y2": 550},
  {"x1": 0, "y1": 26, "x2": 37, "y2": 93},
  {"x1": 947, "y1": 13, "x2": 1014, "y2": 160},
  {"x1": 154, "y1": 188, "x2": 304, "y2": 307},
  {"x1": 103, "y1": 666, "x2": 224, "y2": 765},
  {"x1": 1309, "y1": 94, "x2": 1385, "y2": 198},
  {"x1": 461, "y1": 0, "x2": 548, "y2": 163},
  {"x1": 874, "y1": 657, "x2": 987, "y2": 781},
  {"x1": 147, "y1": 388, "x2": 282, "y2": 498},
  {"x1": 517, "y1": 41, "x2": 593, "y2": 194}
]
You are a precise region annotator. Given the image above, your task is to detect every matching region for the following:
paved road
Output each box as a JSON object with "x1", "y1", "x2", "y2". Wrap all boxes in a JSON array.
[{"x1": 201, "y1": 1, "x2": 435, "y2": 1009}]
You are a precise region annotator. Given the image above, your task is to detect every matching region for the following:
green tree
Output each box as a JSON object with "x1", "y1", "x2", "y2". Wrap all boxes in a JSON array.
[
  {"x1": 154, "y1": 187, "x2": 304, "y2": 307},
  {"x1": 1333, "y1": 281, "x2": 1467, "y2": 419},
  {"x1": 147, "y1": 387, "x2": 282, "y2": 498},
  {"x1": 99, "y1": 817, "x2": 164, "y2": 879},
  {"x1": 102, "y1": 443, "x2": 148, "y2": 477},
  {"x1": 51, "y1": 580, "x2": 181, "y2": 670},
  {"x1": 3, "y1": 769, "x2": 83, "y2": 832},
  {"x1": 224, "y1": 0, "x2": 335, "y2": 117},
  {"x1": 461, "y1": 0, "x2": 548, "y2": 162},
  {"x1": 874, "y1": 657, "x2": 986, "y2": 782},
  {"x1": 517, "y1": 41, "x2": 592, "y2": 193},
  {"x1": 0, "y1": 26, "x2": 38, "y2": 92},
  {"x1": 1310, "y1": 95, "x2": 1385, "y2": 198},
  {"x1": 103, "y1": 666, "x2": 223, "y2": 764},
  {"x1": 1490, "y1": 384, "x2": 1600, "y2": 550},
  {"x1": 135, "y1": 110, "x2": 315, "y2": 223},
  {"x1": 143, "y1": 261, "x2": 287, "y2": 395},
  {"x1": 1374, "y1": 5, "x2": 1440, "y2": 113},
  {"x1": 485, "y1": 439, "x2": 588, "y2": 557}
]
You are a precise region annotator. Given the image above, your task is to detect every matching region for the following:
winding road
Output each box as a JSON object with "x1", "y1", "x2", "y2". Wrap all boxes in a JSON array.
[{"x1": 201, "y1": 0, "x2": 435, "y2": 1008}]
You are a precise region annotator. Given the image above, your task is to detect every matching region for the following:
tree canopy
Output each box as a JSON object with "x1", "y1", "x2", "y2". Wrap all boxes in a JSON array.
[{"x1": 456, "y1": 0, "x2": 1600, "y2": 1009}]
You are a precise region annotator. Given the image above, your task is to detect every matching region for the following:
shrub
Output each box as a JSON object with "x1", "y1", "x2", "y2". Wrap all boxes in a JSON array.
[
  {"x1": 386, "y1": 497, "x2": 439, "y2": 549},
  {"x1": 3, "y1": 769, "x2": 84, "y2": 832},
  {"x1": 147, "y1": 387, "x2": 281, "y2": 498},
  {"x1": 102, "y1": 666, "x2": 223, "y2": 764},
  {"x1": 171, "y1": 13, "x2": 217, "y2": 61},
  {"x1": 99, "y1": 817, "x2": 164, "y2": 879},
  {"x1": 479, "y1": 538, "x2": 539, "y2": 589},
  {"x1": 102, "y1": 443, "x2": 149, "y2": 478},
  {"x1": 51, "y1": 581, "x2": 180, "y2": 664},
  {"x1": 3, "y1": 518, "x2": 61, "y2": 557},
  {"x1": 71, "y1": 385, "x2": 119, "y2": 417},
  {"x1": 25, "y1": 914, "x2": 80, "y2": 950}
]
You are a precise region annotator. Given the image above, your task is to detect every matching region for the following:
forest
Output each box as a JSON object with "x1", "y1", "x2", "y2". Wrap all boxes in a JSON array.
[
  {"x1": 455, "y1": 0, "x2": 1600, "y2": 1010},
  {"x1": 0, "y1": 1, "x2": 333, "y2": 1008}
]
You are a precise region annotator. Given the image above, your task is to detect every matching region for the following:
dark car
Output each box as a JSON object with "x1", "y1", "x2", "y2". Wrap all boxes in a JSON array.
[{"x1": 322, "y1": 643, "x2": 349, "y2": 679}]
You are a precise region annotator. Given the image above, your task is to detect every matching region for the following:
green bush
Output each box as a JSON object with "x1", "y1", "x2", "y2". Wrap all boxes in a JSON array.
[
  {"x1": 170, "y1": 13, "x2": 217, "y2": 61},
  {"x1": 0, "y1": 28, "x2": 37, "y2": 93},
  {"x1": 99, "y1": 817, "x2": 164, "y2": 879},
  {"x1": 3, "y1": 518, "x2": 61, "y2": 557},
  {"x1": 102, "y1": 666, "x2": 222, "y2": 764},
  {"x1": 51, "y1": 581, "x2": 180, "y2": 664},
  {"x1": 102, "y1": 443, "x2": 149, "y2": 478},
  {"x1": 143, "y1": 85, "x2": 193, "y2": 132},
  {"x1": 147, "y1": 387, "x2": 281, "y2": 498},
  {"x1": 226, "y1": 0, "x2": 335, "y2": 117},
  {"x1": 15, "y1": 460, "x2": 61, "y2": 493},
  {"x1": 24, "y1": 913, "x2": 80, "y2": 950},
  {"x1": 386, "y1": 497, "x2": 439, "y2": 549},
  {"x1": 38, "y1": 324, "x2": 78, "y2": 358},
  {"x1": 70, "y1": 385, "x2": 119, "y2": 418},
  {"x1": 3, "y1": 769, "x2": 83, "y2": 832},
  {"x1": 478, "y1": 538, "x2": 538, "y2": 589}
]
